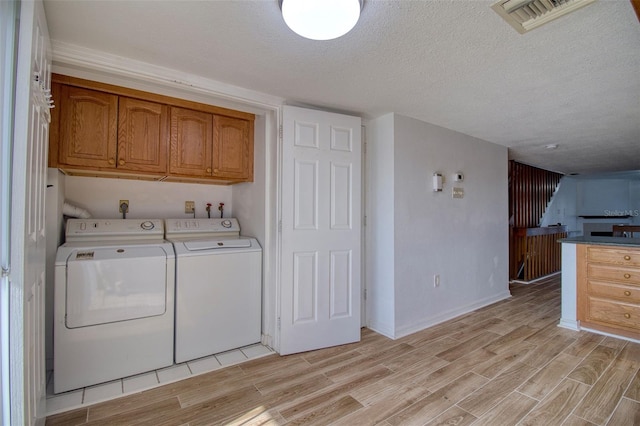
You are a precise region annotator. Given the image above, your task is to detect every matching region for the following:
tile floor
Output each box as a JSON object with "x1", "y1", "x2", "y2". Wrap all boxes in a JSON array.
[{"x1": 45, "y1": 343, "x2": 274, "y2": 416}]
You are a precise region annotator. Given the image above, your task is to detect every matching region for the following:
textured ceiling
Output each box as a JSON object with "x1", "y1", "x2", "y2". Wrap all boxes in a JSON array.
[{"x1": 43, "y1": 0, "x2": 640, "y2": 175}]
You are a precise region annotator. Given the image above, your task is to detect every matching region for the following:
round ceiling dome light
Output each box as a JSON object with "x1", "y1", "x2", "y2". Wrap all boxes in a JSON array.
[{"x1": 280, "y1": 0, "x2": 363, "y2": 41}]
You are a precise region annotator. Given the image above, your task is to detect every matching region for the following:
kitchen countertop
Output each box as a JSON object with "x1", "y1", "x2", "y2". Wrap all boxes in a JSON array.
[{"x1": 559, "y1": 236, "x2": 640, "y2": 248}]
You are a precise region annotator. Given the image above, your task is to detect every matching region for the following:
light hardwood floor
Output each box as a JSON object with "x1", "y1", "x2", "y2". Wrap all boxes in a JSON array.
[{"x1": 46, "y1": 275, "x2": 640, "y2": 425}]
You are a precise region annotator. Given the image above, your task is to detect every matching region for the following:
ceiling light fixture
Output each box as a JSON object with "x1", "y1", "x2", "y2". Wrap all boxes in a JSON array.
[
  {"x1": 545, "y1": 144, "x2": 559, "y2": 150},
  {"x1": 279, "y1": 0, "x2": 363, "y2": 41}
]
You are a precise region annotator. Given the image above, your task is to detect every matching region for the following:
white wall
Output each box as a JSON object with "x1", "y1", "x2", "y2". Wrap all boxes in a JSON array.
[
  {"x1": 392, "y1": 115, "x2": 510, "y2": 337},
  {"x1": 366, "y1": 113, "x2": 510, "y2": 339},
  {"x1": 365, "y1": 113, "x2": 396, "y2": 337},
  {"x1": 540, "y1": 177, "x2": 579, "y2": 234},
  {"x1": 63, "y1": 176, "x2": 233, "y2": 221}
]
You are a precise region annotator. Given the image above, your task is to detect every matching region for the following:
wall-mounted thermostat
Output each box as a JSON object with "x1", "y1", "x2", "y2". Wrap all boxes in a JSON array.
[{"x1": 453, "y1": 173, "x2": 464, "y2": 182}]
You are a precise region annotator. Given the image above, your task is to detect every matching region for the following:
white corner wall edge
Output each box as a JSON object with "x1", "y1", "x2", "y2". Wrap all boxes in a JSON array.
[
  {"x1": 393, "y1": 290, "x2": 512, "y2": 340},
  {"x1": 366, "y1": 320, "x2": 395, "y2": 340},
  {"x1": 560, "y1": 242, "x2": 577, "y2": 328},
  {"x1": 50, "y1": 40, "x2": 284, "y2": 111}
]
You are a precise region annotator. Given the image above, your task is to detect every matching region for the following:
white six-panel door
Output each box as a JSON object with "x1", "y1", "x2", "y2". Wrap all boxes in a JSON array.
[{"x1": 279, "y1": 105, "x2": 361, "y2": 355}]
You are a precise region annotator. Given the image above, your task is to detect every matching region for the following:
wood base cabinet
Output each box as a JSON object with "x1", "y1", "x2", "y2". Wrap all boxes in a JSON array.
[
  {"x1": 49, "y1": 74, "x2": 254, "y2": 184},
  {"x1": 577, "y1": 244, "x2": 640, "y2": 339}
]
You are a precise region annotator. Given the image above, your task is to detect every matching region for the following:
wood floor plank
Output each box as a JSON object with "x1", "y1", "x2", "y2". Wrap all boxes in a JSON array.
[
  {"x1": 457, "y1": 361, "x2": 538, "y2": 417},
  {"x1": 415, "y1": 348, "x2": 496, "y2": 392},
  {"x1": 381, "y1": 338, "x2": 458, "y2": 371},
  {"x1": 519, "y1": 379, "x2": 590, "y2": 425},
  {"x1": 606, "y1": 397, "x2": 640, "y2": 426},
  {"x1": 563, "y1": 414, "x2": 598, "y2": 426},
  {"x1": 518, "y1": 352, "x2": 583, "y2": 400},
  {"x1": 324, "y1": 343, "x2": 414, "y2": 382},
  {"x1": 435, "y1": 331, "x2": 501, "y2": 362},
  {"x1": 276, "y1": 364, "x2": 393, "y2": 419},
  {"x1": 386, "y1": 372, "x2": 488, "y2": 426},
  {"x1": 84, "y1": 396, "x2": 181, "y2": 426},
  {"x1": 520, "y1": 335, "x2": 576, "y2": 369},
  {"x1": 222, "y1": 406, "x2": 287, "y2": 426},
  {"x1": 332, "y1": 382, "x2": 429, "y2": 426},
  {"x1": 563, "y1": 332, "x2": 604, "y2": 358},
  {"x1": 567, "y1": 345, "x2": 621, "y2": 385},
  {"x1": 482, "y1": 325, "x2": 539, "y2": 354},
  {"x1": 285, "y1": 395, "x2": 364, "y2": 425},
  {"x1": 624, "y1": 369, "x2": 640, "y2": 401},
  {"x1": 472, "y1": 340, "x2": 536, "y2": 379},
  {"x1": 614, "y1": 341, "x2": 640, "y2": 370},
  {"x1": 470, "y1": 391, "x2": 537, "y2": 426},
  {"x1": 45, "y1": 408, "x2": 88, "y2": 426},
  {"x1": 423, "y1": 405, "x2": 477, "y2": 426},
  {"x1": 573, "y1": 362, "x2": 637, "y2": 425}
]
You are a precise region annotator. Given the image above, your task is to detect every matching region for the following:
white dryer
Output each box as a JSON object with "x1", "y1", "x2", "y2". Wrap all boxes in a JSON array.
[
  {"x1": 54, "y1": 219, "x2": 175, "y2": 393},
  {"x1": 165, "y1": 218, "x2": 262, "y2": 363}
]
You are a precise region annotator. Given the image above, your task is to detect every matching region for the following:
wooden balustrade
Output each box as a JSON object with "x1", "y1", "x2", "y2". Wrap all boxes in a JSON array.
[{"x1": 512, "y1": 226, "x2": 567, "y2": 282}]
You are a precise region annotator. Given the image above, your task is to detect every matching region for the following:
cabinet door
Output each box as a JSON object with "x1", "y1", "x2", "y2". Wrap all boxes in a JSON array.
[
  {"x1": 59, "y1": 85, "x2": 117, "y2": 168},
  {"x1": 169, "y1": 106, "x2": 213, "y2": 177},
  {"x1": 212, "y1": 115, "x2": 253, "y2": 181},
  {"x1": 118, "y1": 97, "x2": 168, "y2": 173}
]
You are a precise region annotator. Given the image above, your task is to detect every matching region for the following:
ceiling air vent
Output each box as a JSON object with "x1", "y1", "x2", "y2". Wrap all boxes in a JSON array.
[{"x1": 491, "y1": 0, "x2": 597, "y2": 34}]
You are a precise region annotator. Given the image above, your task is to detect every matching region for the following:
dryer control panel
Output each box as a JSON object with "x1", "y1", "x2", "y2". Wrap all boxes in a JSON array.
[
  {"x1": 65, "y1": 219, "x2": 165, "y2": 242},
  {"x1": 165, "y1": 218, "x2": 240, "y2": 239}
]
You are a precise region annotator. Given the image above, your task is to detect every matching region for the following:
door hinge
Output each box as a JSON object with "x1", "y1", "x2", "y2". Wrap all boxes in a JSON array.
[
  {"x1": 1, "y1": 266, "x2": 9, "y2": 278},
  {"x1": 278, "y1": 220, "x2": 282, "y2": 232},
  {"x1": 364, "y1": 288, "x2": 367, "y2": 300},
  {"x1": 279, "y1": 124, "x2": 283, "y2": 140},
  {"x1": 277, "y1": 317, "x2": 281, "y2": 330},
  {"x1": 363, "y1": 215, "x2": 367, "y2": 226}
]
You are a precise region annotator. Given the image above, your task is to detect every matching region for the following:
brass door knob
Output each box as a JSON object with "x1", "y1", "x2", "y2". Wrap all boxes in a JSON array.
[
  {"x1": 624, "y1": 274, "x2": 631, "y2": 279},
  {"x1": 624, "y1": 255, "x2": 631, "y2": 260},
  {"x1": 119, "y1": 159, "x2": 125, "y2": 166},
  {"x1": 624, "y1": 313, "x2": 631, "y2": 319},
  {"x1": 206, "y1": 167, "x2": 212, "y2": 173},
  {"x1": 108, "y1": 158, "x2": 115, "y2": 165},
  {"x1": 624, "y1": 291, "x2": 632, "y2": 296}
]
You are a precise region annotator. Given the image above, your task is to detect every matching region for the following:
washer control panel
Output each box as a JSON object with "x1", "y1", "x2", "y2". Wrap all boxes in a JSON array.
[
  {"x1": 165, "y1": 218, "x2": 240, "y2": 238},
  {"x1": 65, "y1": 219, "x2": 164, "y2": 242}
]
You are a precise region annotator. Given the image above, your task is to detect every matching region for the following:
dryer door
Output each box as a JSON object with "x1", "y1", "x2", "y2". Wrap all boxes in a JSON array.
[{"x1": 65, "y1": 246, "x2": 168, "y2": 328}]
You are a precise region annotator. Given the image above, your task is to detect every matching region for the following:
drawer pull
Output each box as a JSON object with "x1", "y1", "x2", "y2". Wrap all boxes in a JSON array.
[
  {"x1": 119, "y1": 159, "x2": 125, "y2": 166},
  {"x1": 625, "y1": 291, "x2": 632, "y2": 296},
  {"x1": 624, "y1": 313, "x2": 631, "y2": 319},
  {"x1": 108, "y1": 158, "x2": 115, "y2": 165},
  {"x1": 624, "y1": 255, "x2": 631, "y2": 261},
  {"x1": 206, "y1": 167, "x2": 212, "y2": 173},
  {"x1": 624, "y1": 273, "x2": 631, "y2": 279}
]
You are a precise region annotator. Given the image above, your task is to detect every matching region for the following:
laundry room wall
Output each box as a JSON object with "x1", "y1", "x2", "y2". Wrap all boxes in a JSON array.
[{"x1": 63, "y1": 176, "x2": 233, "y2": 220}]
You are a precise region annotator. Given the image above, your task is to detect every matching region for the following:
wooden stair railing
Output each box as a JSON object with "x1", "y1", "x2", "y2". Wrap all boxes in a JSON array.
[{"x1": 513, "y1": 226, "x2": 567, "y2": 282}]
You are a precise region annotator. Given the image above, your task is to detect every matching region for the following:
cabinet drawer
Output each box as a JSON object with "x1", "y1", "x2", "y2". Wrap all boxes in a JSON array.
[
  {"x1": 588, "y1": 280, "x2": 640, "y2": 303},
  {"x1": 587, "y1": 297, "x2": 640, "y2": 330},
  {"x1": 587, "y1": 247, "x2": 640, "y2": 267},
  {"x1": 587, "y1": 264, "x2": 640, "y2": 285}
]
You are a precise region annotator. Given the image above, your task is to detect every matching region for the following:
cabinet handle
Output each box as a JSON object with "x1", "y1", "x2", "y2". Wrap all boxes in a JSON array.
[
  {"x1": 624, "y1": 255, "x2": 631, "y2": 261},
  {"x1": 624, "y1": 273, "x2": 631, "y2": 279},
  {"x1": 119, "y1": 159, "x2": 125, "y2": 166},
  {"x1": 108, "y1": 158, "x2": 115, "y2": 165},
  {"x1": 206, "y1": 167, "x2": 212, "y2": 173},
  {"x1": 213, "y1": 168, "x2": 219, "y2": 173},
  {"x1": 624, "y1": 313, "x2": 631, "y2": 319},
  {"x1": 625, "y1": 291, "x2": 632, "y2": 296}
]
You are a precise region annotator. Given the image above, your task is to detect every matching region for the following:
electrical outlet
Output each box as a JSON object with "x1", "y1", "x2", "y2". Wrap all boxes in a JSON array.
[
  {"x1": 119, "y1": 200, "x2": 129, "y2": 213},
  {"x1": 185, "y1": 201, "x2": 195, "y2": 214},
  {"x1": 434, "y1": 274, "x2": 440, "y2": 288}
]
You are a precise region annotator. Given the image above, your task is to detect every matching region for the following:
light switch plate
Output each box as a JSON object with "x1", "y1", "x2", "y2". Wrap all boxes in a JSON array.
[
  {"x1": 452, "y1": 187, "x2": 464, "y2": 199},
  {"x1": 185, "y1": 201, "x2": 195, "y2": 213}
]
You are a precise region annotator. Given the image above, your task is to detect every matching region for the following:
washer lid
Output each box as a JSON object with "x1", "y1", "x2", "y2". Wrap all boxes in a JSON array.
[{"x1": 183, "y1": 238, "x2": 252, "y2": 251}]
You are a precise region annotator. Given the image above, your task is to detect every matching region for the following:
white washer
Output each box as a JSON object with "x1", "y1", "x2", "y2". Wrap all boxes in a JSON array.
[
  {"x1": 54, "y1": 219, "x2": 175, "y2": 393},
  {"x1": 165, "y1": 218, "x2": 262, "y2": 363}
]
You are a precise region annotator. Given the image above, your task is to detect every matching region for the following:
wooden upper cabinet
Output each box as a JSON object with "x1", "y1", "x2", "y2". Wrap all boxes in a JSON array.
[
  {"x1": 213, "y1": 115, "x2": 253, "y2": 182},
  {"x1": 58, "y1": 85, "x2": 117, "y2": 168},
  {"x1": 118, "y1": 97, "x2": 168, "y2": 174},
  {"x1": 169, "y1": 107, "x2": 213, "y2": 177},
  {"x1": 49, "y1": 74, "x2": 255, "y2": 184}
]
